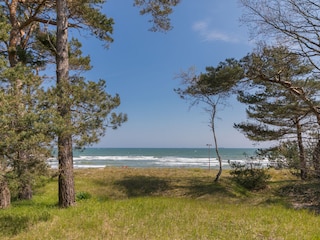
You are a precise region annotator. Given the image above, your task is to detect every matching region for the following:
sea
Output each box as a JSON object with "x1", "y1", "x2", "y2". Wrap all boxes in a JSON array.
[{"x1": 47, "y1": 148, "x2": 269, "y2": 169}]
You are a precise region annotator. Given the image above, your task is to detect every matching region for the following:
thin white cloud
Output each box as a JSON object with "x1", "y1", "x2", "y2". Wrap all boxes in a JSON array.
[{"x1": 192, "y1": 20, "x2": 238, "y2": 43}]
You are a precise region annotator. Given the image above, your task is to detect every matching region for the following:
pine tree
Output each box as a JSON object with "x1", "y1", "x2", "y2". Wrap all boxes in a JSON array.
[
  {"x1": 175, "y1": 59, "x2": 243, "y2": 181},
  {"x1": 0, "y1": 58, "x2": 52, "y2": 205},
  {"x1": 236, "y1": 46, "x2": 320, "y2": 179},
  {"x1": 0, "y1": 0, "x2": 179, "y2": 208}
]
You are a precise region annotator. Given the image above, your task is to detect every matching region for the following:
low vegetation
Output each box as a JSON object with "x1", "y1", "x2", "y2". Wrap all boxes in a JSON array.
[
  {"x1": 1, "y1": 167, "x2": 320, "y2": 239},
  {"x1": 229, "y1": 163, "x2": 271, "y2": 190}
]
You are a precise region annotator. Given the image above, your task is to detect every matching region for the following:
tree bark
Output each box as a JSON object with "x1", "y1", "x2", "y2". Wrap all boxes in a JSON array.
[
  {"x1": 312, "y1": 140, "x2": 320, "y2": 177},
  {"x1": 0, "y1": 177, "x2": 11, "y2": 209},
  {"x1": 16, "y1": 161, "x2": 33, "y2": 200},
  {"x1": 296, "y1": 119, "x2": 307, "y2": 180},
  {"x1": 56, "y1": 0, "x2": 75, "y2": 208},
  {"x1": 58, "y1": 137, "x2": 75, "y2": 207},
  {"x1": 210, "y1": 104, "x2": 222, "y2": 182},
  {"x1": 8, "y1": 0, "x2": 20, "y2": 67},
  {"x1": 18, "y1": 181, "x2": 32, "y2": 200}
]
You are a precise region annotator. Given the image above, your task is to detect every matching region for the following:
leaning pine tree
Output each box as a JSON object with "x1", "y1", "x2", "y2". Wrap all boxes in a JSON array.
[{"x1": 175, "y1": 59, "x2": 243, "y2": 181}]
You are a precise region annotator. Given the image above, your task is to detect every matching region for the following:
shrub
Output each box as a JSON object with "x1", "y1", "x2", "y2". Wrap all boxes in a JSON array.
[
  {"x1": 76, "y1": 191, "x2": 92, "y2": 200},
  {"x1": 229, "y1": 163, "x2": 271, "y2": 190}
]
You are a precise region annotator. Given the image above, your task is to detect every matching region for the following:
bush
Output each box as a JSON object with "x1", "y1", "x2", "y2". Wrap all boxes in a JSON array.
[
  {"x1": 230, "y1": 163, "x2": 271, "y2": 190},
  {"x1": 76, "y1": 191, "x2": 92, "y2": 200}
]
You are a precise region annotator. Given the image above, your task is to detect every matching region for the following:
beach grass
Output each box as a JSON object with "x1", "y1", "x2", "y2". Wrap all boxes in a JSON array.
[{"x1": 1, "y1": 167, "x2": 320, "y2": 239}]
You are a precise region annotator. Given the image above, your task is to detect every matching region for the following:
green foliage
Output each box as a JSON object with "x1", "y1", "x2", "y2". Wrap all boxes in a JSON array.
[
  {"x1": 276, "y1": 141, "x2": 308, "y2": 177},
  {"x1": 0, "y1": 16, "x2": 9, "y2": 42},
  {"x1": 68, "y1": 0, "x2": 114, "y2": 44},
  {"x1": 230, "y1": 163, "x2": 271, "y2": 190},
  {"x1": 76, "y1": 191, "x2": 92, "y2": 200},
  {"x1": 134, "y1": 0, "x2": 181, "y2": 32},
  {"x1": 36, "y1": 30, "x2": 127, "y2": 149},
  {"x1": 45, "y1": 76, "x2": 127, "y2": 149},
  {"x1": 235, "y1": 46, "x2": 316, "y2": 143},
  {"x1": 200, "y1": 58, "x2": 244, "y2": 95},
  {"x1": 175, "y1": 59, "x2": 243, "y2": 101},
  {"x1": 0, "y1": 61, "x2": 52, "y2": 199}
]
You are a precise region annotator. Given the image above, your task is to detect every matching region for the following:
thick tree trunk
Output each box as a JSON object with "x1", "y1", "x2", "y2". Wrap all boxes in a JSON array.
[
  {"x1": 58, "y1": 137, "x2": 75, "y2": 207},
  {"x1": 0, "y1": 177, "x2": 11, "y2": 209},
  {"x1": 56, "y1": 0, "x2": 75, "y2": 207}
]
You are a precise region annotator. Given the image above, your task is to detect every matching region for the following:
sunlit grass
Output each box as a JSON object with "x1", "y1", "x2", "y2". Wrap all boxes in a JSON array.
[{"x1": 1, "y1": 167, "x2": 319, "y2": 239}]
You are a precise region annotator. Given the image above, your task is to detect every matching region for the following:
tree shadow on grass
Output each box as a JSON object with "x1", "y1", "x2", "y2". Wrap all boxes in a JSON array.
[
  {"x1": 115, "y1": 175, "x2": 171, "y2": 197},
  {"x1": 0, "y1": 210, "x2": 51, "y2": 237},
  {"x1": 276, "y1": 181, "x2": 320, "y2": 213},
  {"x1": 113, "y1": 175, "x2": 237, "y2": 199},
  {"x1": 185, "y1": 178, "x2": 237, "y2": 199}
]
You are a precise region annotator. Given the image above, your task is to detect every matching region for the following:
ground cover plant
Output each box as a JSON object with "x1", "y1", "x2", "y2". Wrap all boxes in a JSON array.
[{"x1": 0, "y1": 167, "x2": 320, "y2": 239}]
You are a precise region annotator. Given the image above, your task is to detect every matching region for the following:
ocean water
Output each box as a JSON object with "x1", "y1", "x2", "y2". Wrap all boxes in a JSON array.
[{"x1": 48, "y1": 148, "x2": 266, "y2": 169}]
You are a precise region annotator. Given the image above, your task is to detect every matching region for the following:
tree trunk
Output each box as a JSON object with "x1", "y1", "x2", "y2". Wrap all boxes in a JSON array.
[
  {"x1": 15, "y1": 153, "x2": 33, "y2": 200},
  {"x1": 58, "y1": 137, "x2": 75, "y2": 207},
  {"x1": 0, "y1": 177, "x2": 11, "y2": 209},
  {"x1": 214, "y1": 155, "x2": 222, "y2": 182},
  {"x1": 56, "y1": 0, "x2": 75, "y2": 208},
  {"x1": 296, "y1": 119, "x2": 307, "y2": 180},
  {"x1": 18, "y1": 181, "x2": 32, "y2": 200},
  {"x1": 210, "y1": 104, "x2": 222, "y2": 182},
  {"x1": 8, "y1": 0, "x2": 20, "y2": 67},
  {"x1": 312, "y1": 140, "x2": 320, "y2": 177}
]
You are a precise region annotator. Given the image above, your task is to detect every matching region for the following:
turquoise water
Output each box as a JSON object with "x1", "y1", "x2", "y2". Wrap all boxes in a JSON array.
[{"x1": 48, "y1": 148, "x2": 262, "y2": 169}]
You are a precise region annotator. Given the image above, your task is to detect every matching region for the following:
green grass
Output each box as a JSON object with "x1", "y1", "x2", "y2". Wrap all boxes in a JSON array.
[{"x1": 1, "y1": 168, "x2": 320, "y2": 239}]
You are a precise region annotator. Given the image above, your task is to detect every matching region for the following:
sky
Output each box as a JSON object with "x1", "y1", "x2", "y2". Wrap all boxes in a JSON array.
[{"x1": 76, "y1": 0, "x2": 272, "y2": 148}]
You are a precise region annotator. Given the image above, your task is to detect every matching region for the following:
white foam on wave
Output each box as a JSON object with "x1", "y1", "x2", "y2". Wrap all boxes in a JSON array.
[
  {"x1": 47, "y1": 155, "x2": 271, "y2": 169},
  {"x1": 73, "y1": 155, "x2": 158, "y2": 161}
]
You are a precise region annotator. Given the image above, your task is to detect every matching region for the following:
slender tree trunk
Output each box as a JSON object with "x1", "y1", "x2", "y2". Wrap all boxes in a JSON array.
[
  {"x1": 56, "y1": 0, "x2": 75, "y2": 208},
  {"x1": 312, "y1": 140, "x2": 320, "y2": 177},
  {"x1": 210, "y1": 104, "x2": 222, "y2": 182},
  {"x1": 0, "y1": 176, "x2": 10, "y2": 209},
  {"x1": 15, "y1": 156, "x2": 32, "y2": 200},
  {"x1": 296, "y1": 119, "x2": 307, "y2": 180},
  {"x1": 8, "y1": 0, "x2": 19, "y2": 67},
  {"x1": 18, "y1": 181, "x2": 32, "y2": 200}
]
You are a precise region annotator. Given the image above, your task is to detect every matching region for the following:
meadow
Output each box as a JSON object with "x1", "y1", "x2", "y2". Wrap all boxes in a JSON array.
[{"x1": 1, "y1": 167, "x2": 320, "y2": 240}]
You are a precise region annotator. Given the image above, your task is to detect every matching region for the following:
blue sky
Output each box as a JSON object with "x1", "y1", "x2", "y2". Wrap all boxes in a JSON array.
[{"x1": 77, "y1": 0, "x2": 272, "y2": 148}]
